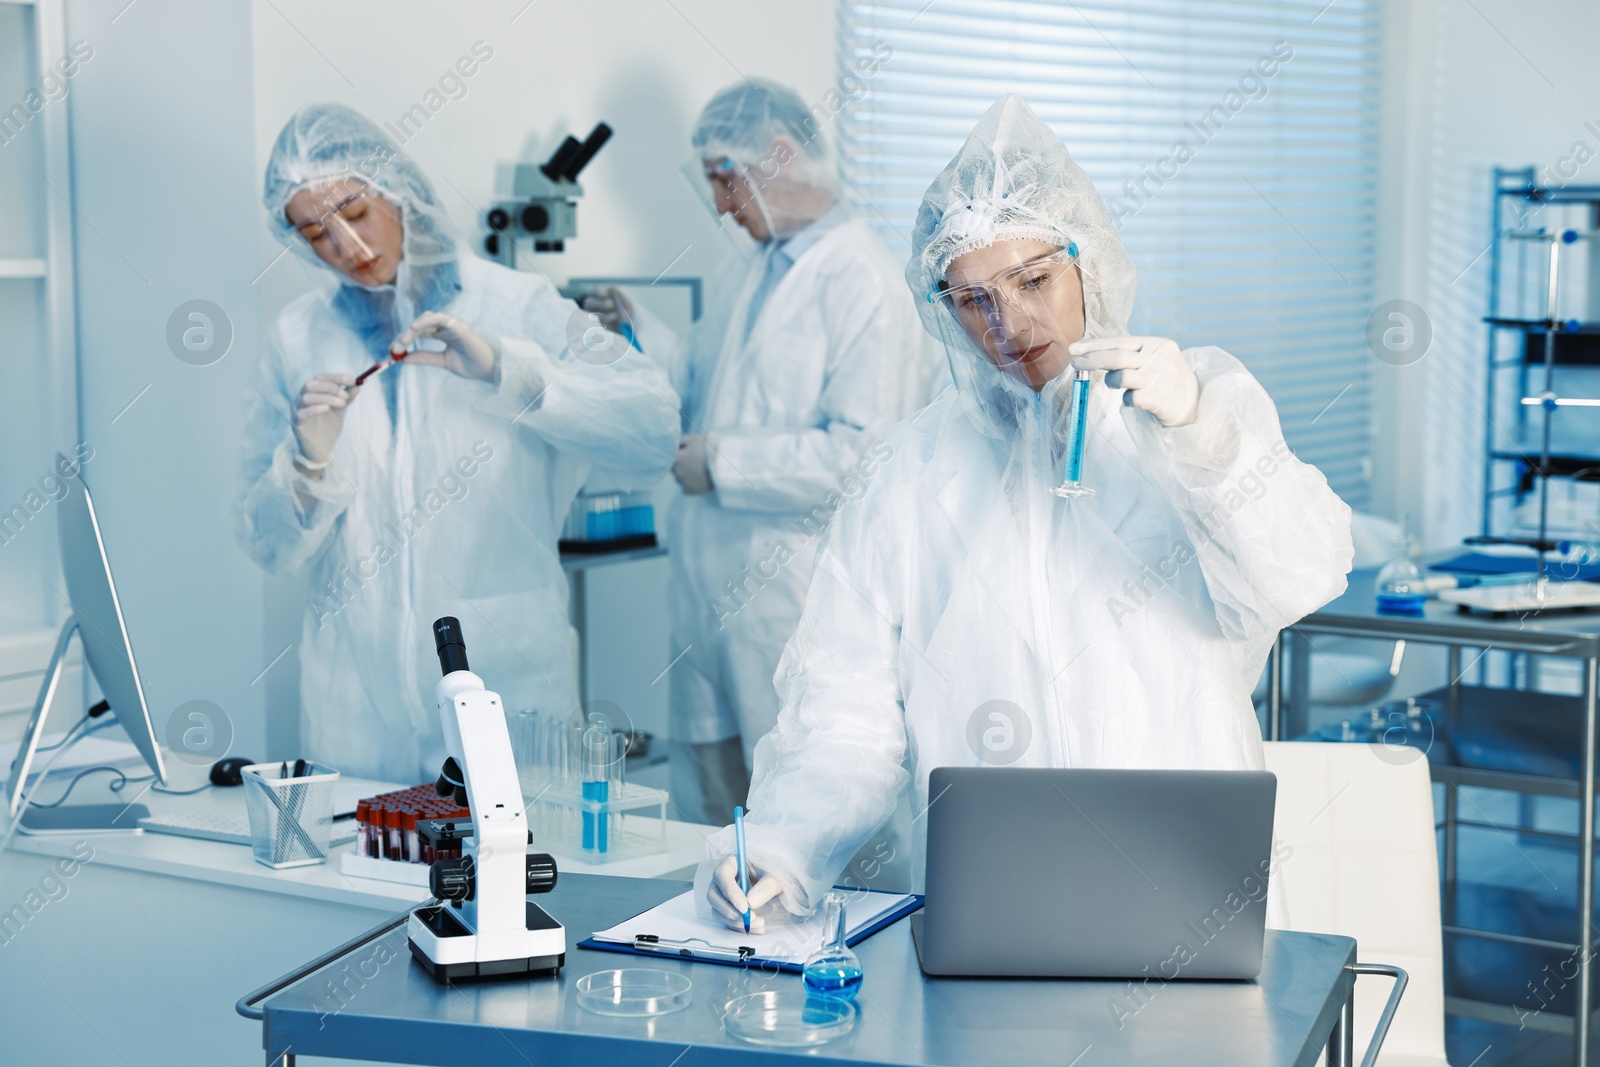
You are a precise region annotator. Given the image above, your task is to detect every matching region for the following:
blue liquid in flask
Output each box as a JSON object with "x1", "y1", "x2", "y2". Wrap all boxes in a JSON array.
[{"x1": 801, "y1": 891, "x2": 864, "y2": 1001}]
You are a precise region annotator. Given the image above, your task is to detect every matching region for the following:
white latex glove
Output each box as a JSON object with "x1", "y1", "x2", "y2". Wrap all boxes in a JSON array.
[
  {"x1": 577, "y1": 286, "x2": 636, "y2": 334},
  {"x1": 294, "y1": 373, "x2": 359, "y2": 475},
  {"x1": 673, "y1": 434, "x2": 714, "y2": 495},
  {"x1": 709, "y1": 854, "x2": 785, "y2": 933},
  {"x1": 391, "y1": 312, "x2": 500, "y2": 383},
  {"x1": 1069, "y1": 335, "x2": 1199, "y2": 428}
]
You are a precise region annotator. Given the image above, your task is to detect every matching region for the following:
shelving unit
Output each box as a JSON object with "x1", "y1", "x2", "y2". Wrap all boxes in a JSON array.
[
  {"x1": 1483, "y1": 166, "x2": 1600, "y2": 543},
  {"x1": 0, "y1": 0, "x2": 82, "y2": 735}
]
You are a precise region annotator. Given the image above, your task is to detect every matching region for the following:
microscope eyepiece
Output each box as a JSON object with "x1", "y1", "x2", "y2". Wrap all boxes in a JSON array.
[
  {"x1": 433, "y1": 617, "x2": 470, "y2": 676},
  {"x1": 539, "y1": 136, "x2": 583, "y2": 182},
  {"x1": 562, "y1": 123, "x2": 613, "y2": 181}
]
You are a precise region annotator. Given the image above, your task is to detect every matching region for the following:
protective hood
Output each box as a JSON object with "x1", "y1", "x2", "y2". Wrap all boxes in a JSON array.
[
  {"x1": 906, "y1": 94, "x2": 1137, "y2": 441},
  {"x1": 263, "y1": 103, "x2": 460, "y2": 354}
]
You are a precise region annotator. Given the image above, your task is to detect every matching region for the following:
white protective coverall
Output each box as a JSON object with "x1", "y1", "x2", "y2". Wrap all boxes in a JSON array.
[
  {"x1": 695, "y1": 94, "x2": 1353, "y2": 924},
  {"x1": 238, "y1": 105, "x2": 679, "y2": 783},
  {"x1": 668, "y1": 81, "x2": 941, "y2": 791}
]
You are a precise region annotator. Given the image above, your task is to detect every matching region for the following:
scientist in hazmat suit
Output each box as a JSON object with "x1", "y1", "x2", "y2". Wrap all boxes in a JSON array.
[
  {"x1": 697, "y1": 95, "x2": 1353, "y2": 930},
  {"x1": 237, "y1": 104, "x2": 679, "y2": 783},
  {"x1": 587, "y1": 80, "x2": 940, "y2": 823}
]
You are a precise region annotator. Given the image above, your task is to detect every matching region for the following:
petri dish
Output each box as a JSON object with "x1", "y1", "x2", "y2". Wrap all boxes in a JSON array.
[
  {"x1": 723, "y1": 990, "x2": 858, "y2": 1047},
  {"x1": 575, "y1": 968, "x2": 693, "y2": 1017}
]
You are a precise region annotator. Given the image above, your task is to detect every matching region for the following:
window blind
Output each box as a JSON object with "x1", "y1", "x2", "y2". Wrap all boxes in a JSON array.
[{"x1": 836, "y1": 0, "x2": 1380, "y2": 506}]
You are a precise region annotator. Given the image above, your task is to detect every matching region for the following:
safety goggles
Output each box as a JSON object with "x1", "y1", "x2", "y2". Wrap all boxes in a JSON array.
[{"x1": 930, "y1": 242, "x2": 1081, "y2": 329}]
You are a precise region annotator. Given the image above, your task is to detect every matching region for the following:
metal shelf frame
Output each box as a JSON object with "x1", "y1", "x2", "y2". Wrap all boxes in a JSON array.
[
  {"x1": 1268, "y1": 570, "x2": 1600, "y2": 1065},
  {"x1": 1483, "y1": 166, "x2": 1600, "y2": 541}
]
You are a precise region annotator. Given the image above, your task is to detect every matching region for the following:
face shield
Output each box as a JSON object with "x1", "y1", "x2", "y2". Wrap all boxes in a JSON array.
[
  {"x1": 682, "y1": 155, "x2": 780, "y2": 245},
  {"x1": 286, "y1": 182, "x2": 398, "y2": 288}
]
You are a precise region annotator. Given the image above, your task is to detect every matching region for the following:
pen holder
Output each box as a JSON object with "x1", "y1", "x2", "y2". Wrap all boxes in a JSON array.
[{"x1": 242, "y1": 762, "x2": 339, "y2": 869}]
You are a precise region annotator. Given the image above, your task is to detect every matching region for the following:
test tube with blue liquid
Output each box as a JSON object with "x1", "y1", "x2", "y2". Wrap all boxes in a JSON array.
[
  {"x1": 802, "y1": 891, "x2": 864, "y2": 999},
  {"x1": 579, "y1": 716, "x2": 618, "y2": 852},
  {"x1": 1050, "y1": 368, "x2": 1095, "y2": 499}
]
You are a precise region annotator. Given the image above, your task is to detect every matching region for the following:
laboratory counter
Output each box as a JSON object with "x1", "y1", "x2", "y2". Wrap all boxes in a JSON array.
[
  {"x1": 0, "y1": 773, "x2": 715, "y2": 1065},
  {"x1": 5, "y1": 771, "x2": 713, "y2": 911}
]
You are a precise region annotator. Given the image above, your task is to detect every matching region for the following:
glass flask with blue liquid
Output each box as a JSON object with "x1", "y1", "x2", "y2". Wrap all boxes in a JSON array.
[
  {"x1": 1375, "y1": 519, "x2": 1426, "y2": 614},
  {"x1": 802, "y1": 891, "x2": 863, "y2": 1000}
]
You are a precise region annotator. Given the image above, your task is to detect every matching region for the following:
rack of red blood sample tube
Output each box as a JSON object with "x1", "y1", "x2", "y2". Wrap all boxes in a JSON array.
[{"x1": 355, "y1": 783, "x2": 471, "y2": 864}]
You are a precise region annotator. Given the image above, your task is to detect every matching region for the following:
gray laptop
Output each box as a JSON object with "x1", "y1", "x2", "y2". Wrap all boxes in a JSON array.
[{"x1": 911, "y1": 767, "x2": 1277, "y2": 979}]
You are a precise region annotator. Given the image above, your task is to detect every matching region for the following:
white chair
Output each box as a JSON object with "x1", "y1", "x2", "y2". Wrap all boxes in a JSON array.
[{"x1": 1264, "y1": 741, "x2": 1450, "y2": 1067}]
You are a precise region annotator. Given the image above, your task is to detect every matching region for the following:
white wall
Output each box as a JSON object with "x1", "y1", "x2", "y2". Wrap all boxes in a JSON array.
[
  {"x1": 251, "y1": 0, "x2": 834, "y2": 310},
  {"x1": 1376, "y1": 0, "x2": 1600, "y2": 549},
  {"x1": 62, "y1": 0, "x2": 267, "y2": 761},
  {"x1": 248, "y1": 0, "x2": 834, "y2": 748}
]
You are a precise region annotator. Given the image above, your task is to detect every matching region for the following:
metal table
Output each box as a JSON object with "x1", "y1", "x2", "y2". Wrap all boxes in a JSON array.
[
  {"x1": 1269, "y1": 565, "x2": 1600, "y2": 1065},
  {"x1": 241, "y1": 873, "x2": 1364, "y2": 1067}
]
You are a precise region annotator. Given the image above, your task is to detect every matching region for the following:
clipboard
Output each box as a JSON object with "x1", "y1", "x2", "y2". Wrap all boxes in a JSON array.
[{"x1": 578, "y1": 887, "x2": 923, "y2": 973}]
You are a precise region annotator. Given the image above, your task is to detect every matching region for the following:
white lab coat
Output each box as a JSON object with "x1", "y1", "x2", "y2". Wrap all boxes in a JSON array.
[
  {"x1": 665, "y1": 219, "x2": 942, "y2": 760},
  {"x1": 237, "y1": 255, "x2": 679, "y2": 782},
  {"x1": 695, "y1": 346, "x2": 1353, "y2": 920}
]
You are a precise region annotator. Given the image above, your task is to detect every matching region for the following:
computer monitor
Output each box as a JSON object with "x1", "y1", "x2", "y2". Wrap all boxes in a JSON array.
[{"x1": 4, "y1": 455, "x2": 165, "y2": 824}]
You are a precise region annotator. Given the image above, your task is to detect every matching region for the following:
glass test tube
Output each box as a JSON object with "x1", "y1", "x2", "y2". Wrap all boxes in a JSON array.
[
  {"x1": 1051, "y1": 369, "x2": 1095, "y2": 499},
  {"x1": 580, "y1": 718, "x2": 611, "y2": 852}
]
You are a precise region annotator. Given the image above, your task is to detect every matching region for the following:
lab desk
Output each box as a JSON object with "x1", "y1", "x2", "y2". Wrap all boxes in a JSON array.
[
  {"x1": 241, "y1": 873, "x2": 1361, "y2": 1067},
  {"x1": 1270, "y1": 565, "x2": 1600, "y2": 1065}
]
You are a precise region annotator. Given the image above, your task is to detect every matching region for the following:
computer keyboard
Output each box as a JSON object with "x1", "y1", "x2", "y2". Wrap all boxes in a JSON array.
[{"x1": 138, "y1": 809, "x2": 356, "y2": 847}]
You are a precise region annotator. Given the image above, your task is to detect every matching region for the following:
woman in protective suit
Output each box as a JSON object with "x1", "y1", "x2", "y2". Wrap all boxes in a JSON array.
[
  {"x1": 698, "y1": 95, "x2": 1352, "y2": 930},
  {"x1": 237, "y1": 104, "x2": 679, "y2": 782}
]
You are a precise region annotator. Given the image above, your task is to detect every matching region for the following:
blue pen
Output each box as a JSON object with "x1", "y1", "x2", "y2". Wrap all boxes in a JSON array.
[{"x1": 734, "y1": 805, "x2": 750, "y2": 934}]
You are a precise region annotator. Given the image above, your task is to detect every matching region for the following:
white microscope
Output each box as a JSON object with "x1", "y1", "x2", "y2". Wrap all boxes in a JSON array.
[{"x1": 407, "y1": 617, "x2": 566, "y2": 981}]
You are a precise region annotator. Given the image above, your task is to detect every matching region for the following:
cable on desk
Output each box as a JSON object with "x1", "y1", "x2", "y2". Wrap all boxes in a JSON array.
[
  {"x1": 0, "y1": 713, "x2": 100, "y2": 855},
  {"x1": 152, "y1": 782, "x2": 213, "y2": 797},
  {"x1": 28, "y1": 766, "x2": 154, "y2": 808}
]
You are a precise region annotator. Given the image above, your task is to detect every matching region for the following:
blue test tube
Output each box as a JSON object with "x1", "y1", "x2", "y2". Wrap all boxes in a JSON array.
[
  {"x1": 580, "y1": 718, "x2": 610, "y2": 852},
  {"x1": 1051, "y1": 369, "x2": 1095, "y2": 499}
]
